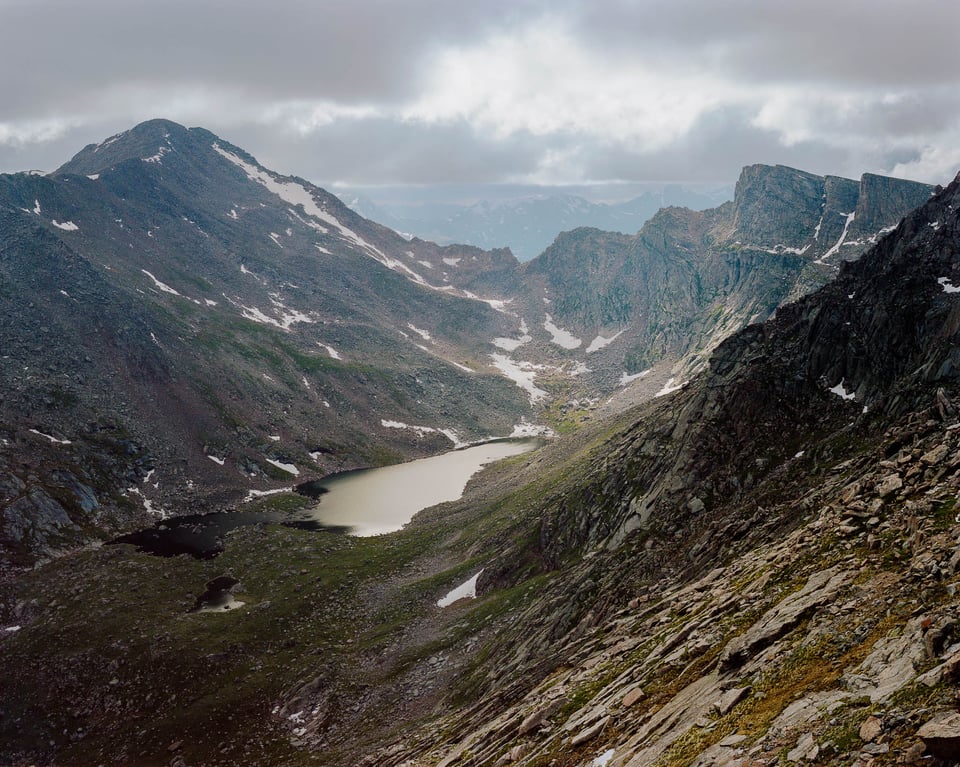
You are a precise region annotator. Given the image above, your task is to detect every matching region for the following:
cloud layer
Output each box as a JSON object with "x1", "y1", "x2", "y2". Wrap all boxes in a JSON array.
[{"x1": 1, "y1": 0, "x2": 958, "y2": 186}]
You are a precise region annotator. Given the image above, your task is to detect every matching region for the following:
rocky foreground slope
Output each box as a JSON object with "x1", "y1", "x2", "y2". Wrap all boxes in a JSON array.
[{"x1": 1, "y1": 166, "x2": 959, "y2": 767}]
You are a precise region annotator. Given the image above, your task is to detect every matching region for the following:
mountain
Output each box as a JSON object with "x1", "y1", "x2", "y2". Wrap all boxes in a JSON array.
[
  {"x1": 514, "y1": 164, "x2": 934, "y2": 389},
  {"x1": 0, "y1": 122, "x2": 937, "y2": 567},
  {"x1": 2, "y1": 163, "x2": 958, "y2": 766},
  {"x1": 0, "y1": 119, "x2": 532, "y2": 565},
  {"x1": 342, "y1": 186, "x2": 731, "y2": 262},
  {"x1": 0, "y1": 121, "x2": 938, "y2": 570}
]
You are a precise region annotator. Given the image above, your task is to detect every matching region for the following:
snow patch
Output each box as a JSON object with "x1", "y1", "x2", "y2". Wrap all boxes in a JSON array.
[
  {"x1": 407, "y1": 323, "x2": 432, "y2": 341},
  {"x1": 656, "y1": 378, "x2": 687, "y2": 397},
  {"x1": 828, "y1": 379, "x2": 856, "y2": 401},
  {"x1": 268, "y1": 232, "x2": 284, "y2": 248},
  {"x1": 510, "y1": 420, "x2": 555, "y2": 438},
  {"x1": 442, "y1": 257, "x2": 461, "y2": 267},
  {"x1": 142, "y1": 145, "x2": 171, "y2": 164},
  {"x1": 52, "y1": 220, "x2": 79, "y2": 231},
  {"x1": 437, "y1": 570, "x2": 484, "y2": 607},
  {"x1": 494, "y1": 319, "x2": 532, "y2": 351},
  {"x1": 32, "y1": 199, "x2": 41, "y2": 215},
  {"x1": 265, "y1": 458, "x2": 300, "y2": 476},
  {"x1": 29, "y1": 429, "x2": 71, "y2": 445},
  {"x1": 816, "y1": 212, "x2": 856, "y2": 264},
  {"x1": 591, "y1": 750, "x2": 615, "y2": 767},
  {"x1": 543, "y1": 314, "x2": 582, "y2": 349},
  {"x1": 491, "y1": 354, "x2": 549, "y2": 404},
  {"x1": 127, "y1": 487, "x2": 167, "y2": 518},
  {"x1": 142, "y1": 270, "x2": 181, "y2": 296},
  {"x1": 939, "y1": 277, "x2": 960, "y2": 293},
  {"x1": 3, "y1": 625, "x2": 21, "y2": 633},
  {"x1": 619, "y1": 369, "x2": 651, "y2": 386},
  {"x1": 223, "y1": 294, "x2": 314, "y2": 330},
  {"x1": 319, "y1": 343, "x2": 342, "y2": 360},
  {"x1": 586, "y1": 330, "x2": 625, "y2": 354},
  {"x1": 208, "y1": 455, "x2": 225, "y2": 466},
  {"x1": 381, "y1": 419, "x2": 465, "y2": 447}
]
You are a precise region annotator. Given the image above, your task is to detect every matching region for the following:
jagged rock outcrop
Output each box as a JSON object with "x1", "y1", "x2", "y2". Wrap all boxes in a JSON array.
[{"x1": 517, "y1": 164, "x2": 933, "y2": 388}]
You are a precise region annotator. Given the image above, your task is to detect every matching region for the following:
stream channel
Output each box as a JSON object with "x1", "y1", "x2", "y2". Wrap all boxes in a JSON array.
[{"x1": 112, "y1": 438, "x2": 540, "y2": 558}]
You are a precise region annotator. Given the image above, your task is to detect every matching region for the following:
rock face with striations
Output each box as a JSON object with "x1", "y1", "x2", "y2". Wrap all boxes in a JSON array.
[{"x1": 518, "y1": 164, "x2": 933, "y2": 384}]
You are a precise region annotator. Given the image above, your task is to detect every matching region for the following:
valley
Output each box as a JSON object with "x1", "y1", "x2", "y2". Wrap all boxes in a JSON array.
[{"x1": 1, "y1": 120, "x2": 959, "y2": 767}]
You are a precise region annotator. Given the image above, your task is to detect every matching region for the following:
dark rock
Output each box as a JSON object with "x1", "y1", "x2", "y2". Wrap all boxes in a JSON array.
[{"x1": 917, "y1": 712, "x2": 960, "y2": 760}]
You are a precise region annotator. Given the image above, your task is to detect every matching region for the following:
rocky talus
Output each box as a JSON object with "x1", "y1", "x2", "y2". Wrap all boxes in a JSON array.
[{"x1": 366, "y1": 409, "x2": 960, "y2": 766}]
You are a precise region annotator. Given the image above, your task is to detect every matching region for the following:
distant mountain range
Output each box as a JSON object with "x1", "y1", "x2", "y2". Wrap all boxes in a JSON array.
[
  {"x1": 342, "y1": 185, "x2": 732, "y2": 261},
  {"x1": 0, "y1": 120, "x2": 934, "y2": 565}
]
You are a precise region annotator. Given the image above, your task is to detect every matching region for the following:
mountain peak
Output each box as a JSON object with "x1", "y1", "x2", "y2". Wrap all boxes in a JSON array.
[{"x1": 54, "y1": 119, "x2": 214, "y2": 177}]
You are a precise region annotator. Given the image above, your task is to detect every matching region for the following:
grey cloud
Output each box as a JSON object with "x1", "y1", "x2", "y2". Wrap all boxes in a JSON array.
[
  {"x1": 0, "y1": 0, "x2": 957, "y2": 186},
  {"x1": 0, "y1": 0, "x2": 531, "y2": 117},
  {"x1": 576, "y1": 0, "x2": 960, "y2": 87},
  {"x1": 574, "y1": 106, "x2": 849, "y2": 183},
  {"x1": 235, "y1": 117, "x2": 546, "y2": 186}
]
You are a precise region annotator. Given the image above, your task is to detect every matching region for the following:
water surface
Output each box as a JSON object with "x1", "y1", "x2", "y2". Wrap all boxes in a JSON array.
[{"x1": 305, "y1": 438, "x2": 539, "y2": 535}]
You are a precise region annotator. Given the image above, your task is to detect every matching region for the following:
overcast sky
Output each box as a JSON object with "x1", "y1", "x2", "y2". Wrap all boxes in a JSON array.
[{"x1": 1, "y1": 0, "x2": 958, "y2": 191}]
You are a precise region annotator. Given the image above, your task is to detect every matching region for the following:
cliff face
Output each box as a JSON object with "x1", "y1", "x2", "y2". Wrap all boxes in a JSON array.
[{"x1": 518, "y1": 165, "x2": 934, "y2": 386}]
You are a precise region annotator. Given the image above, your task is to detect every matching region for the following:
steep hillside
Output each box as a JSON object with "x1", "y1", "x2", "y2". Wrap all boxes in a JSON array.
[
  {"x1": 0, "y1": 119, "x2": 533, "y2": 565},
  {"x1": 1, "y1": 166, "x2": 958, "y2": 767}
]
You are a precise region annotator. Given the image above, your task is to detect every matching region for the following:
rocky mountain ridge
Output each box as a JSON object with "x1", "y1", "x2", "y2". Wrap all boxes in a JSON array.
[
  {"x1": 0, "y1": 120, "x2": 936, "y2": 569},
  {"x1": 0, "y1": 119, "x2": 532, "y2": 566},
  {"x1": 344, "y1": 186, "x2": 730, "y2": 262},
  {"x1": 515, "y1": 164, "x2": 934, "y2": 391},
  {"x1": 0, "y1": 157, "x2": 958, "y2": 767}
]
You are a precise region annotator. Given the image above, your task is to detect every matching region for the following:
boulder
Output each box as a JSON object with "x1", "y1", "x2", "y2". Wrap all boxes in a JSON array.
[
  {"x1": 571, "y1": 716, "x2": 609, "y2": 747},
  {"x1": 713, "y1": 686, "x2": 750, "y2": 716},
  {"x1": 622, "y1": 686, "x2": 645, "y2": 708},
  {"x1": 859, "y1": 715, "x2": 882, "y2": 742},
  {"x1": 917, "y1": 712, "x2": 960, "y2": 760},
  {"x1": 877, "y1": 475, "x2": 903, "y2": 498}
]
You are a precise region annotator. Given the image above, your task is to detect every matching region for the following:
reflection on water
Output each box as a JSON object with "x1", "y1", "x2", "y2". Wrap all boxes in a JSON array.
[{"x1": 306, "y1": 438, "x2": 539, "y2": 536}]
